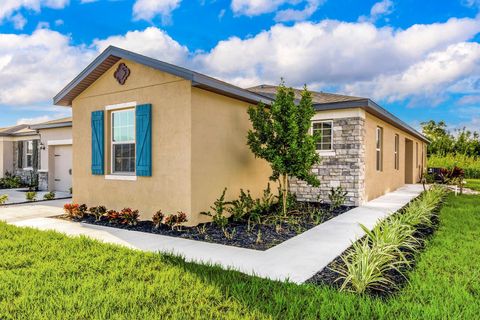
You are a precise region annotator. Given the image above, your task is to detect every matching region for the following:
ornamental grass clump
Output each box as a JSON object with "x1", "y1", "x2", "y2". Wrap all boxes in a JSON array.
[{"x1": 335, "y1": 186, "x2": 447, "y2": 294}]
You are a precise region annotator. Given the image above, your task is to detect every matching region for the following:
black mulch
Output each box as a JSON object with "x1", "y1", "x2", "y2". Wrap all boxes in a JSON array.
[
  {"x1": 306, "y1": 204, "x2": 442, "y2": 299},
  {"x1": 54, "y1": 202, "x2": 354, "y2": 251}
]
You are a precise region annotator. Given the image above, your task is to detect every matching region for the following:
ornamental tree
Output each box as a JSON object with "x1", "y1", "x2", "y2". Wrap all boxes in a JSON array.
[{"x1": 247, "y1": 81, "x2": 321, "y2": 216}]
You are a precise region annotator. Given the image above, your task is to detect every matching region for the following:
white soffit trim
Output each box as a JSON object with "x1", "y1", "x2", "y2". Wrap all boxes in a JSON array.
[
  {"x1": 312, "y1": 107, "x2": 365, "y2": 121},
  {"x1": 105, "y1": 101, "x2": 137, "y2": 111},
  {"x1": 105, "y1": 175, "x2": 137, "y2": 181},
  {"x1": 48, "y1": 139, "x2": 73, "y2": 146}
]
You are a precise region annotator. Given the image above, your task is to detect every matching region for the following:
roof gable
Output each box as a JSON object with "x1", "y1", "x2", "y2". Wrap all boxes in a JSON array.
[{"x1": 53, "y1": 46, "x2": 271, "y2": 107}]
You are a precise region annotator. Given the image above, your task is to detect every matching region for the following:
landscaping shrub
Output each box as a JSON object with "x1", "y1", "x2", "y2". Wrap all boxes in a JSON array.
[
  {"x1": 428, "y1": 154, "x2": 480, "y2": 179},
  {"x1": 152, "y1": 210, "x2": 164, "y2": 228},
  {"x1": 0, "y1": 172, "x2": 22, "y2": 189},
  {"x1": 64, "y1": 203, "x2": 80, "y2": 218},
  {"x1": 0, "y1": 194, "x2": 8, "y2": 205},
  {"x1": 328, "y1": 186, "x2": 348, "y2": 211},
  {"x1": 89, "y1": 206, "x2": 107, "y2": 221},
  {"x1": 43, "y1": 191, "x2": 55, "y2": 200},
  {"x1": 119, "y1": 208, "x2": 140, "y2": 226},
  {"x1": 25, "y1": 191, "x2": 37, "y2": 202},
  {"x1": 164, "y1": 212, "x2": 188, "y2": 230},
  {"x1": 105, "y1": 210, "x2": 121, "y2": 224},
  {"x1": 201, "y1": 188, "x2": 229, "y2": 229},
  {"x1": 334, "y1": 185, "x2": 447, "y2": 294}
]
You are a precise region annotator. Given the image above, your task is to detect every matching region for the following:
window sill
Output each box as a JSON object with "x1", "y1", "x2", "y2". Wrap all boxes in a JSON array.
[
  {"x1": 317, "y1": 150, "x2": 336, "y2": 157},
  {"x1": 105, "y1": 175, "x2": 137, "y2": 181}
]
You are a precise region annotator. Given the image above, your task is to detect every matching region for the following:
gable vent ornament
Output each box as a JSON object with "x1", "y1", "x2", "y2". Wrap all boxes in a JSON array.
[{"x1": 114, "y1": 63, "x2": 130, "y2": 85}]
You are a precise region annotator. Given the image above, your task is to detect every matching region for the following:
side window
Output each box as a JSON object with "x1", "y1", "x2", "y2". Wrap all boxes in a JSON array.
[
  {"x1": 312, "y1": 120, "x2": 333, "y2": 151},
  {"x1": 111, "y1": 109, "x2": 136, "y2": 174},
  {"x1": 376, "y1": 127, "x2": 383, "y2": 171},
  {"x1": 25, "y1": 140, "x2": 33, "y2": 168}
]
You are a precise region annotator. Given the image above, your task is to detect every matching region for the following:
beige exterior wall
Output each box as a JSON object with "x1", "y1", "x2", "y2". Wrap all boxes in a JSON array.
[
  {"x1": 0, "y1": 139, "x2": 13, "y2": 177},
  {"x1": 190, "y1": 88, "x2": 271, "y2": 224},
  {"x1": 72, "y1": 59, "x2": 192, "y2": 221},
  {"x1": 38, "y1": 127, "x2": 72, "y2": 171},
  {"x1": 364, "y1": 112, "x2": 427, "y2": 202},
  {"x1": 71, "y1": 59, "x2": 271, "y2": 225}
]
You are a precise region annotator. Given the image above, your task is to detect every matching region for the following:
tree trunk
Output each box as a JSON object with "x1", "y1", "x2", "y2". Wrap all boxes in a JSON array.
[{"x1": 282, "y1": 174, "x2": 288, "y2": 216}]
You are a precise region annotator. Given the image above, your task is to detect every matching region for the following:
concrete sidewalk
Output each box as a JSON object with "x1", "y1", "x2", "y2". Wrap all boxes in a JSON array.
[{"x1": 1, "y1": 184, "x2": 424, "y2": 284}]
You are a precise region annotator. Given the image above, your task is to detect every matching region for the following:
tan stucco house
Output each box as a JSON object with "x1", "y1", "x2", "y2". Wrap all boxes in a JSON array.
[
  {"x1": 0, "y1": 117, "x2": 72, "y2": 192},
  {"x1": 53, "y1": 46, "x2": 427, "y2": 225}
]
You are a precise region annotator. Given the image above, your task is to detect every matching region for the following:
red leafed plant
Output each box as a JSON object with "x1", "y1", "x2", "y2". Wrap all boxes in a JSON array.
[
  {"x1": 164, "y1": 211, "x2": 188, "y2": 230},
  {"x1": 120, "y1": 208, "x2": 140, "y2": 226},
  {"x1": 152, "y1": 210, "x2": 164, "y2": 228},
  {"x1": 105, "y1": 210, "x2": 121, "y2": 223},
  {"x1": 64, "y1": 203, "x2": 80, "y2": 218}
]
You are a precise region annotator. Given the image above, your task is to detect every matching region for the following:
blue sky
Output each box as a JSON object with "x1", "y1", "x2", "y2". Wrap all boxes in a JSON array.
[{"x1": 0, "y1": 0, "x2": 479, "y2": 132}]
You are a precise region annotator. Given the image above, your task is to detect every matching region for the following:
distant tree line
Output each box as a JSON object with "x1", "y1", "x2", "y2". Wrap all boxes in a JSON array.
[{"x1": 421, "y1": 120, "x2": 480, "y2": 158}]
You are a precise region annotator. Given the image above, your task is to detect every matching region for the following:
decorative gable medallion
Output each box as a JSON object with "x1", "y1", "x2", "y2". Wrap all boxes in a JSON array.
[{"x1": 114, "y1": 63, "x2": 130, "y2": 85}]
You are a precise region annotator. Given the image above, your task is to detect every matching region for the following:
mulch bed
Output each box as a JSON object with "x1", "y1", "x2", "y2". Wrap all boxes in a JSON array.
[
  {"x1": 306, "y1": 202, "x2": 443, "y2": 298},
  {"x1": 54, "y1": 202, "x2": 354, "y2": 251}
]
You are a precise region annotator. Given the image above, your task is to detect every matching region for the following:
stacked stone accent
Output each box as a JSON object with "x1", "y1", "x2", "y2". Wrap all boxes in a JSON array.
[
  {"x1": 289, "y1": 117, "x2": 365, "y2": 206},
  {"x1": 12, "y1": 141, "x2": 48, "y2": 190}
]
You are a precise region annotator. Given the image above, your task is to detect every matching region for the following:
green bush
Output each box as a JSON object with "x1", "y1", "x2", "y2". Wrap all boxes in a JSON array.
[
  {"x1": 428, "y1": 154, "x2": 480, "y2": 178},
  {"x1": 0, "y1": 194, "x2": 8, "y2": 204},
  {"x1": 0, "y1": 172, "x2": 22, "y2": 189},
  {"x1": 25, "y1": 191, "x2": 37, "y2": 202},
  {"x1": 43, "y1": 192, "x2": 55, "y2": 200}
]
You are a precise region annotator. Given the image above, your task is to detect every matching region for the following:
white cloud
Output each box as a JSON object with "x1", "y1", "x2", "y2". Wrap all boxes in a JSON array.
[
  {"x1": 344, "y1": 42, "x2": 480, "y2": 102},
  {"x1": 231, "y1": 0, "x2": 323, "y2": 21},
  {"x1": 55, "y1": 19, "x2": 64, "y2": 26},
  {"x1": 0, "y1": 0, "x2": 69, "y2": 23},
  {"x1": 359, "y1": 0, "x2": 394, "y2": 23},
  {"x1": 1, "y1": 15, "x2": 480, "y2": 114},
  {"x1": 93, "y1": 27, "x2": 189, "y2": 65},
  {"x1": 274, "y1": 0, "x2": 323, "y2": 22},
  {"x1": 193, "y1": 17, "x2": 480, "y2": 96},
  {"x1": 10, "y1": 13, "x2": 27, "y2": 30},
  {"x1": 132, "y1": 0, "x2": 181, "y2": 24},
  {"x1": 0, "y1": 28, "x2": 94, "y2": 106},
  {"x1": 16, "y1": 115, "x2": 53, "y2": 125}
]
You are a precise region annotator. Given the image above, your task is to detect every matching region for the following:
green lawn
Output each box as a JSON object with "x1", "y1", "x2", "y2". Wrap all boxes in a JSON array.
[
  {"x1": 466, "y1": 179, "x2": 480, "y2": 191},
  {"x1": 0, "y1": 194, "x2": 479, "y2": 319}
]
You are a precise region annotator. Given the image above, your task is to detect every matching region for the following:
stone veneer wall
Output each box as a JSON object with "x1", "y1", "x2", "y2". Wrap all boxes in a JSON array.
[
  {"x1": 12, "y1": 141, "x2": 48, "y2": 190},
  {"x1": 289, "y1": 117, "x2": 366, "y2": 206}
]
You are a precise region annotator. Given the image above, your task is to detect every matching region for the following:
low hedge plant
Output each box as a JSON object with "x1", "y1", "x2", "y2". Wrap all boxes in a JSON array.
[{"x1": 334, "y1": 185, "x2": 447, "y2": 294}]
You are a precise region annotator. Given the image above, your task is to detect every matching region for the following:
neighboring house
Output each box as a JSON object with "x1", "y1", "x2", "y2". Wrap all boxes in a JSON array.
[
  {"x1": 0, "y1": 118, "x2": 72, "y2": 192},
  {"x1": 52, "y1": 46, "x2": 427, "y2": 225}
]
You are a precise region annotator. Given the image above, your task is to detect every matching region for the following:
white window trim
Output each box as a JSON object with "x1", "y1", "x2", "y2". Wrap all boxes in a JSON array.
[
  {"x1": 48, "y1": 139, "x2": 72, "y2": 146},
  {"x1": 311, "y1": 120, "x2": 334, "y2": 152},
  {"x1": 110, "y1": 108, "x2": 136, "y2": 176},
  {"x1": 105, "y1": 101, "x2": 137, "y2": 111},
  {"x1": 105, "y1": 175, "x2": 137, "y2": 181}
]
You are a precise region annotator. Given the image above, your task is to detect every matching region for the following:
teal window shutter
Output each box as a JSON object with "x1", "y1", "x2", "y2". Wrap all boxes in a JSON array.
[
  {"x1": 91, "y1": 110, "x2": 104, "y2": 175},
  {"x1": 136, "y1": 104, "x2": 152, "y2": 176}
]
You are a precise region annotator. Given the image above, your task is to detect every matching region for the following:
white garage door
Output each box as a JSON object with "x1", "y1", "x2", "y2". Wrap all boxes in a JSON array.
[{"x1": 53, "y1": 145, "x2": 72, "y2": 192}]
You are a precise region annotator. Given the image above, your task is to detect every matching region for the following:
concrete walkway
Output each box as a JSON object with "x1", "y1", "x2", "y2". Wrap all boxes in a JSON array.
[{"x1": 0, "y1": 184, "x2": 424, "y2": 284}]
